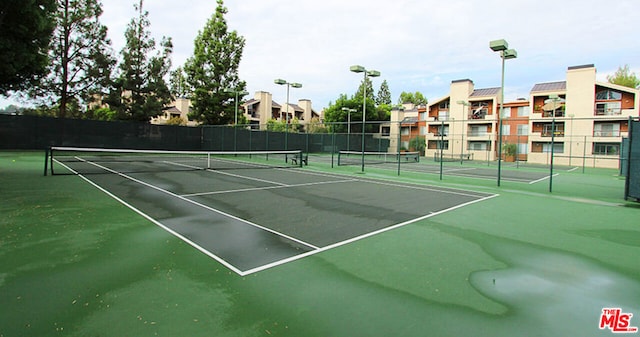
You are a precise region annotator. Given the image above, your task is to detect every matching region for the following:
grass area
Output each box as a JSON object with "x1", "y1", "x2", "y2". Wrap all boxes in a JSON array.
[{"x1": 1, "y1": 151, "x2": 639, "y2": 336}]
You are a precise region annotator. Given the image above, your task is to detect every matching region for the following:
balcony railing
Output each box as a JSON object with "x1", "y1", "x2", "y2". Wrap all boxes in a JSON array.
[
  {"x1": 541, "y1": 131, "x2": 564, "y2": 137},
  {"x1": 467, "y1": 131, "x2": 490, "y2": 137},
  {"x1": 593, "y1": 130, "x2": 621, "y2": 137},
  {"x1": 542, "y1": 111, "x2": 565, "y2": 118},
  {"x1": 594, "y1": 108, "x2": 622, "y2": 116}
]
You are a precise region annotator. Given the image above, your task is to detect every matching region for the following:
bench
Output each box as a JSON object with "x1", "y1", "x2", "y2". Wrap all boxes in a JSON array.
[{"x1": 288, "y1": 153, "x2": 308, "y2": 166}]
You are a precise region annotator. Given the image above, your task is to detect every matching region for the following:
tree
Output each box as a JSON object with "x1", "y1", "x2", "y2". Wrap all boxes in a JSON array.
[
  {"x1": 110, "y1": 0, "x2": 173, "y2": 122},
  {"x1": 37, "y1": 0, "x2": 115, "y2": 118},
  {"x1": 184, "y1": 0, "x2": 246, "y2": 125},
  {"x1": 170, "y1": 66, "x2": 189, "y2": 98},
  {"x1": 376, "y1": 80, "x2": 392, "y2": 105},
  {"x1": 398, "y1": 91, "x2": 428, "y2": 106},
  {"x1": 0, "y1": 0, "x2": 56, "y2": 96},
  {"x1": 607, "y1": 65, "x2": 640, "y2": 89},
  {"x1": 354, "y1": 75, "x2": 375, "y2": 103}
]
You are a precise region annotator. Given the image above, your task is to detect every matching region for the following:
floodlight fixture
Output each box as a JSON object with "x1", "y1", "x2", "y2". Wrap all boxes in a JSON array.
[
  {"x1": 350, "y1": 65, "x2": 365, "y2": 73},
  {"x1": 489, "y1": 39, "x2": 508, "y2": 51}
]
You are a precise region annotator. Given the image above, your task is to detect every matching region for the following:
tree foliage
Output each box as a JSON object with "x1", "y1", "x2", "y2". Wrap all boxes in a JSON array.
[
  {"x1": 38, "y1": 0, "x2": 115, "y2": 118},
  {"x1": 0, "y1": 0, "x2": 56, "y2": 96},
  {"x1": 607, "y1": 64, "x2": 640, "y2": 89},
  {"x1": 108, "y1": 0, "x2": 173, "y2": 122},
  {"x1": 376, "y1": 80, "x2": 392, "y2": 105},
  {"x1": 398, "y1": 91, "x2": 428, "y2": 106},
  {"x1": 184, "y1": 0, "x2": 246, "y2": 125}
]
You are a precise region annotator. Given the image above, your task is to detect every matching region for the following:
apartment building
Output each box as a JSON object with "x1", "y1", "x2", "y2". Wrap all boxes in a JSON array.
[
  {"x1": 242, "y1": 91, "x2": 321, "y2": 130},
  {"x1": 389, "y1": 103, "x2": 425, "y2": 152},
  {"x1": 413, "y1": 64, "x2": 639, "y2": 168}
]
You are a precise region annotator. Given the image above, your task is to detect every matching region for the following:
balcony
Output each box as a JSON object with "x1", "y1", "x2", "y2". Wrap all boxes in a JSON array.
[
  {"x1": 593, "y1": 130, "x2": 621, "y2": 137},
  {"x1": 541, "y1": 130, "x2": 564, "y2": 137},
  {"x1": 594, "y1": 107, "x2": 622, "y2": 116},
  {"x1": 542, "y1": 111, "x2": 565, "y2": 118}
]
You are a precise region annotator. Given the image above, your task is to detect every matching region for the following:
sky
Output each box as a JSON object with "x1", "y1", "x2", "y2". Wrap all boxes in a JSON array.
[{"x1": 3, "y1": 0, "x2": 639, "y2": 111}]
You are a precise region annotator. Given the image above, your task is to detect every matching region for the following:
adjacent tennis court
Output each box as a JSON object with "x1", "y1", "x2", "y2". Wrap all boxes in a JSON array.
[{"x1": 47, "y1": 147, "x2": 496, "y2": 275}]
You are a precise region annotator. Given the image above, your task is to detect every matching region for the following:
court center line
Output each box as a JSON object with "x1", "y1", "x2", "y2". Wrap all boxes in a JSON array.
[
  {"x1": 166, "y1": 161, "x2": 288, "y2": 186},
  {"x1": 529, "y1": 173, "x2": 560, "y2": 185},
  {"x1": 77, "y1": 157, "x2": 321, "y2": 251},
  {"x1": 239, "y1": 193, "x2": 500, "y2": 275},
  {"x1": 181, "y1": 178, "x2": 358, "y2": 197}
]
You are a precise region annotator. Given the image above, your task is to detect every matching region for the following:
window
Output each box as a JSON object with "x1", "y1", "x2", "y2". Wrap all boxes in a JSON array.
[
  {"x1": 439, "y1": 101, "x2": 450, "y2": 109},
  {"x1": 419, "y1": 112, "x2": 426, "y2": 120},
  {"x1": 437, "y1": 125, "x2": 449, "y2": 136},
  {"x1": 502, "y1": 125, "x2": 510, "y2": 136},
  {"x1": 595, "y1": 102, "x2": 621, "y2": 115},
  {"x1": 501, "y1": 107, "x2": 511, "y2": 118},
  {"x1": 401, "y1": 127, "x2": 410, "y2": 135},
  {"x1": 428, "y1": 140, "x2": 449, "y2": 150},
  {"x1": 593, "y1": 143, "x2": 619, "y2": 155},
  {"x1": 469, "y1": 141, "x2": 489, "y2": 151},
  {"x1": 596, "y1": 89, "x2": 622, "y2": 100},
  {"x1": 517, "y1": 106, "x2": 530, "y2": 117},
  {"x1": 438, "y1": 111, "x2": 449, "y2": 121},
  {"x1": 594, "y1": 123, "x2": 620, "y2": 137},
  {"x1": 420, "y1": 126, "x2": 427, "y2": 135},
  {"x1": 542, "y1": 142, "x2": 564, "y2": 153},
  {"x1": 517, "y1": 124, "x2": 529, "y2": 135},
  {"x1": 517, "y1": 143, "x2": 528, "y2": 154},
  {"x1": 469, "y1": 125, "x2": 487, "y2": 136}
]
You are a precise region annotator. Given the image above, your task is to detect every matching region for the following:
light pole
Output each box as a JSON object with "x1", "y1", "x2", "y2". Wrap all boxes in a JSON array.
[
  {"x1": 224, "y1": 88, "x2": 249, "y2": 125},
  {"x1": 457, "y1": 100, "x2": 470, "y2": 164},
  {"x1": 341, "y1": 107, "x2": 356, "y2": 151},
  {"x1": 545, "y1": 94, "x2": 562, "y2": 192},
  {"x1": 350, "y1": 65, "x2": 381, "y2": 172},
  {"x1": 274, "y1": 79, "x2": 302, "y2": 150},
  {"x1": 224, "y1": 88, "x2": 249, "y2": 151},
  {"x1": 490, "y1": 39, "x2": 517, "y2": 187}
]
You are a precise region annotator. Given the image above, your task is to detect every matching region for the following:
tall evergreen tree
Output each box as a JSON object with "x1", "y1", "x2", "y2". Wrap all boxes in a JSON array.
[
  {"x1": 184, "y1": 0, "x2": 246, "y2": 125},
  {"x1": 37, "y1": 0, "x2": 115, "y2": 118},
  {"x1": 0, "y1": 0, "x2": 56, "y2": 96},
  {"x1": 110, "y1": 0, "x2": 173, "y2": 122},
  {"x1": 376, "y1": 80, "x2": 392, "y2": 105}
]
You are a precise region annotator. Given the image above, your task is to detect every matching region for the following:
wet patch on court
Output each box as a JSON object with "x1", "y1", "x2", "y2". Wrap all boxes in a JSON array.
[{"x1": 470, "y1": 242, "x2": 640, "y2": 336}]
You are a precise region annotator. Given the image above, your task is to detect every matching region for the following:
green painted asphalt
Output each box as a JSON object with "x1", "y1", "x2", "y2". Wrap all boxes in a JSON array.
[{"x1": 1, "y1": 151, "x2": 639, "y2": 336}]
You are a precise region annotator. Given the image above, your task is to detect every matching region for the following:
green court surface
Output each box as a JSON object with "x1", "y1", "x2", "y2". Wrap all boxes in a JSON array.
[{"x1": 1, "y1": 151, "x2": 639, "y2": 337}]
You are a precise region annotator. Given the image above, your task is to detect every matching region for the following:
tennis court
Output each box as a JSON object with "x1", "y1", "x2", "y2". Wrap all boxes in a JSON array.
[
  {"x1": 48, "y1": 147, "x2": 496, "y2": 275},
  {"x1": 2, "y1": 150, "x2": 640, "y2": 337},
  {"x1": 317, "y1": 150, "x2": 558, "y2": 183}
]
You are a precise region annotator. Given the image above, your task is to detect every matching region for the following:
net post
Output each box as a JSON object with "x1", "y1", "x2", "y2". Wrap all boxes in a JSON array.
[
  {"x1": 207, "y1": 152, "x2": 211, "y2": 169},
  {"x1": 44, "y1": 147, "x2": 50, "y2": 176},
  {"x1": 299, "y1": 151, "x2": 303, "y2": 168}
]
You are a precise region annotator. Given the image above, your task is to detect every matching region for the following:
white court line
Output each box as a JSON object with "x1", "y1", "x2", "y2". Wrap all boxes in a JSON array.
[
  {"x1": 166, "y1": 161, "x2": 288, "y2": 186},
  {"x1": 55, "y1": 159, "x2": 245, "y2": 275},
  {"x1": 56, "y1": 157, "x2": 498, "y2": 276},
  {"x1": 72, "y1": 157, "x2": 321, "y2": 251},
  {"x1": 529, "y1": 173, "x2": 560, "y2": 185},
  {"x1": 275, "y1": 167, "x2": 494, "y2": 197},
  {"x1": 241, "y1": 193, "x2": 500, "y2": 275},
  {"x1": 182, "y1": 179, "x2": 358, "y2": 197},
  {"x1": 568, "y1": 167, "x2": 580, "y2": 172}
]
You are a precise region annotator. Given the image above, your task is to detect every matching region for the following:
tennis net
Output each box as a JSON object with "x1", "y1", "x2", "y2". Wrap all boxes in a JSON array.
[
  {"x1": 337, "y1": 151, "x2": 420, "y2": 166},
  {"x1": 45, "y1": 147, "x2": 304, "y2": 175}
]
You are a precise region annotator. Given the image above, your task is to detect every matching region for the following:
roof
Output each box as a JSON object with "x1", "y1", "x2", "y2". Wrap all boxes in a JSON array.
[
  {"x1": 470, "y1": 87, "x2": 500, "y2": 97},
  {"x1": 401, "y1": 117, "x2": 419, "y2": 124},
  {"x1": 531, "y1": 81, "x2": 567, "y2": 93},
  {"x1": 162, "y1": 106, "x2": 182, "y2": 113},
  {"x1": 286, "y1": 104, "x2": 304, "y2": 112},
  {"x1": 244, "y1": 98, "x2": 259, "y2": 106}
]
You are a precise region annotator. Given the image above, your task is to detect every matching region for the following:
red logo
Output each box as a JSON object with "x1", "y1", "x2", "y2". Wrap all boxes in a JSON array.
[{"x1": 600, "y1": 308, "x2": 638, "y2": 333}]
